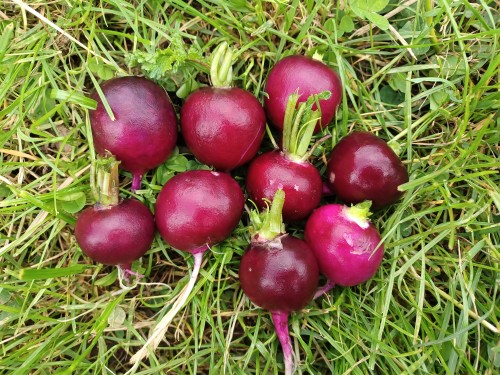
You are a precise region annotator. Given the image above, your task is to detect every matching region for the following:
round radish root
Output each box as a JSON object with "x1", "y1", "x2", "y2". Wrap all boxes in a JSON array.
[
  {"x1": 246, "y1": 93, "x2": 328, "y2": 222},
  {"x1": 239, "y1": 190, "x2": 319, "y2": 374},
  {"x1": 155, "y1": 170, "x2": 245, "y2": 251},
  {"x1": 181, "y1": 43, "x2": 266, "y2": 171},
  {"x1": 90, "y1": 76, "x2": 178, "y2": 191},
  {"x1": 130, "y1": 170, "x2": 244, "y2": 364},
  {"x1": 327, "y1": 131, "x2": 409, "y2": 208},
  {"x1": 74, "y1": 157, "x2": 154, "y2": 279},
  {"x1": 264, "y1": 54, "x2": 342, "y2": 133},
  {"x1": 246, "y1": 150, "x2": 322, "y2": 221},
  {"x1": 305, "y1": 202, "x2": 384, "y2": 288}
]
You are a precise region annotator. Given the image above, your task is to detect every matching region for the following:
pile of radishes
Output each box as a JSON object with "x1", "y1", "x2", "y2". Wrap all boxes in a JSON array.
[{"x1": 75, "y1": 42, "x2": 409, "y2": 373}]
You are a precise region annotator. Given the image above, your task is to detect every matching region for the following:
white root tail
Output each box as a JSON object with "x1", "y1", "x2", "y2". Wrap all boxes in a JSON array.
[{"x1": 129, "y1": 251, "x2": 204, "y2": 364}]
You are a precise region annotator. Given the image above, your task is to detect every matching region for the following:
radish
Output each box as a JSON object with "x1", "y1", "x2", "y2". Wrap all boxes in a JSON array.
[
  {"x1": 239, "y1": 189, "x2": 319, "y2": 375},
  {"x1": 181, "y1": 43, "x2": 266, "y2": 171},
  {"x1": 246, "y1": 93, "x2": 329, "y2": 222},
  {"x1": 74, "y1": 157, "x2": 155, "y2": 280},
  {"x1": 130, "y1": 169, "x2": 244, "y2": 364},
  {"x1": 90, "y1": 76, "x2": 178, "y2": 192},
  {"x1": 326, "y1": 131, "x2": 409, "y2": 208},
  {"x1": 264, "y1": 54, "x2": 342, "y2": 133},
  {"x1": 304, "y1": 202, "x2": 384, "y2": 296}
]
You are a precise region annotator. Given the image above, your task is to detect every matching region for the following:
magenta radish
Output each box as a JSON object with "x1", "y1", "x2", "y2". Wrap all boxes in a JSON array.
[
  {"x1": 90, "y1": 76, "x2": 178, "y2": 191},
  {"x1": 130, "y1": 169, "x2": 244, "y2": 364},
  {"x1": 264, "y1": 54, "x2": 342, "y2": 133},
  {"x1": 327, "y1": 131, "x2": 409, "y2": 208},
  {"x1": 239, "y1": 189, "x2": 319, "y2": 375},
  {"x1": 74, "y1": 157, "x2": 155, "y2": 279},
  {"x1": 181, "y1": 43, "x2": 266, "y2": 171},
  {"x1": 304, "y1": 202, "x2": 384, "y2": 295},
  {"x1": 246, "y1": 93, "x2": 328, "y2": 222}
]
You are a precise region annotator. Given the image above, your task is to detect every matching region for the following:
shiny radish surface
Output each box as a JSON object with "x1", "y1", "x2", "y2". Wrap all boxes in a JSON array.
[
  {"x1": 90, "y1": 76, "x2": 178, "y2": 191},
  {"x1": 305, "y1": 203, "x2": 384, "y2": 287},
  {"x1": 181, "y1": 43, "x2": 266, "y2": 171},
  {"x1": 264, "y1": 55, "x2": 342, "y2": 133},
  {"x1": 155, "y1": 170, "x2": 245, "y2": 252},
  {"x1": 75, "y1": 199, "x2": 155, "y2": 269},
  {"x1": 246, "y1": 150, "x2": 322, "y2": 222},
  {"x1": 181, "y1": 86, "x2": 265, "y2": 171},
  {"x1": 327, "y1": 131, "x2": 409, "y2": 208}
]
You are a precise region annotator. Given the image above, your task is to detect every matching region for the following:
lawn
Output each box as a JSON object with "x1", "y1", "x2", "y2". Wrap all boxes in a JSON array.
[{"x1": 0, "y1": 1, "x2": 499, "y2": 374}]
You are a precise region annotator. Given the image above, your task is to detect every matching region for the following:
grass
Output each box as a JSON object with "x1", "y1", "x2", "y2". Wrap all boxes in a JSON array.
[{"x1": 1, "y1": 0, "x2": 499, "y2": 374}]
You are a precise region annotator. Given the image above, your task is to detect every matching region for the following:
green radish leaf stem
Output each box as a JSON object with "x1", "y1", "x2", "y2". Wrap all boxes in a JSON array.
[
  {"x1": 250, "y1": 189, "x2": 285, "y2": 242},
  {"x1": 91, "y1": 155, "x2": 120, "y2": 207},
  {"x1": 210, "y1": 42, "x2": 233, "y2": 88},
  {"x1": 282, "y1": 91, "x2": 331, "y2": 162}
]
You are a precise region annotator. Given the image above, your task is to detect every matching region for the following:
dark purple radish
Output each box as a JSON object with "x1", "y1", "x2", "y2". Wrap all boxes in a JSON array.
[
  {"x1": 181, "y1": 43, "x2": 266, "y2": 171},
  {"x1": 239, "y1": 189, "x2": 319, "y2": 375},
  {"x1": 130, "y1": 170, "x2": 244, "y2": 364},
  {"x1": 264, "y1": 54, "x2": 342, "y2": 133},
  {"x1": 246, "y1": 93, "x2": 329, "y2": 222},
  {"x1": 90, "y1": 76, "x2": 178, "y2": 191},
  {"x1": 304, "y1": 202, "x2": 384, "y2": 296},
  {"x1": 74, "y1": 157, "x2": 155, "y2": 281},
  {"x1": 327, "y1": 131, "x2": 409, "y2": 208}
]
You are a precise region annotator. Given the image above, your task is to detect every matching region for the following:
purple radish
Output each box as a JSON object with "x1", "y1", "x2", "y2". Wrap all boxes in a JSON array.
[
  {"x1": 264, "y1": 54, "x2": 342, "y2": 133},
  {"x1": 181, "y1": 43, "x2": 266, "y2": 171},
  {"x1": 246, "y1": 93, "x2": 329, "y2": 222},
  {"x1": 90, "y1": 76, "x2": 178, "y2": 191},
  {"x1": 304, "y1": 202, "x2": 384, "y2": 296},
  {"x1": 130, "y1": 170, "x2": 244, "y2": 364},
  {"x1": 74, "y1": 157, "x2": 155, "y2": 280},
  {"x1": 327, "y1": 131, "x2": 409, "y2": 208},
  {"x1": 239, "y1": 189, "x2": 319, "y2": 375}
]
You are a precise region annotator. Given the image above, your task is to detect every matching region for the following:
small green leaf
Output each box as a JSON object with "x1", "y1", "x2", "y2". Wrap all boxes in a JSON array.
[
  {"x1": 364, "y1": 0, "x2": 389, "y2": 13},
  {"x1": 0, "y1": 183, "x2": 11, "y2": 198},
  {"x1": 94, "y1": 268, "x2": 118, "y2": 286},
  {"x1": 88, "y1": 57, "x2": 115, "y2": 80},
  {"x1": 17, "y1": 265, "x2": 87, "y2": 280},
  {"x1": 388, "y1": 72, "x2": 407, "y2": 92},
  {"x1": 0, "y1": 288, "x2": 11, "y2": 304},
  {"x1": 379, "y1": 85, "x2": 405, "y2": 105},
  {"x1": 364, "y1": 11, "x2": 389, "y2": 30},
  {"x1": 339, "y1": 15, "x2": 355, "y2": 34},
  {"x1": 176, "y1": 77, "x2": 203, "y2": 99},
  {"x1": 58, "y1": 192, "x2": 87, "y2": 214},
  {"x1": 430, "y1": 90, "x2": 450, "y2": 110},
  {"x1": 108, "y1": 306, "x2": 126, "y2": 328},
  {"x1": 324, "y1": 18, "x2": 336, "y2": 33}
]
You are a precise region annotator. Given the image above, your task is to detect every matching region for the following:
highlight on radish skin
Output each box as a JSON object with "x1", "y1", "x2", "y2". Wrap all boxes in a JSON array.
[
  {"x1": 90, "y1": 76, "x2": 178, "y2": 192},
  {"x1": 305, "y1": 201, "x2": 384, "y2": 297},
  {"x1": 239, "y1": 189, "x2": 319, "y2": 374},
  {"x1": 74, "y1": 157, "x2": 155, "y2": 282},
  {"x1": 130, "y1": 170, "x2": 244, "y2": 364}
]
